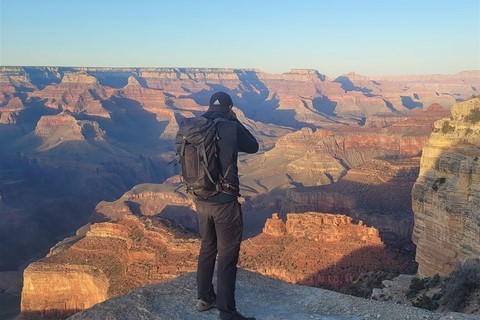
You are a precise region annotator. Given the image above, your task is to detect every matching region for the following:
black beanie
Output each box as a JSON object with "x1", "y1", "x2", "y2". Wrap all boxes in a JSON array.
[{"x1": 209, "y1": 91, "x2": 233, "y2": 111}]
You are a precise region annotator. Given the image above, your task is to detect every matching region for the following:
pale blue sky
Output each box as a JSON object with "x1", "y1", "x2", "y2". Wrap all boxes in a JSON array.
[{"x1": 0, "y1": 0, "x2": 479, "y2": 77}]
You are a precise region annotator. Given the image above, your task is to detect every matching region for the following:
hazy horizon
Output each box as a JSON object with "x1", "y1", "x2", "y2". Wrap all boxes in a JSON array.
[
  {"x1": 1, "y1": 64, "x2": 479, "y2": 80},
  {"x1": 1, "y1": 0, "x2": 479, "y2": 78}
]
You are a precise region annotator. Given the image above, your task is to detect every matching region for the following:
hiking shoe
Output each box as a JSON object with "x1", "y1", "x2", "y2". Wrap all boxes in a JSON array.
[
  {"x1": 196, "y1": 296, "x2": 217, "y2": 312},
  {"x1": 231, "y1": 311, "x2": 256, "y2": 320}
]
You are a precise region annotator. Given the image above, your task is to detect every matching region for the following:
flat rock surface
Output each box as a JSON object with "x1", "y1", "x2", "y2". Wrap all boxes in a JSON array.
[{"x1": 67, "y1": 269, "x2": 478, "y2": 320}]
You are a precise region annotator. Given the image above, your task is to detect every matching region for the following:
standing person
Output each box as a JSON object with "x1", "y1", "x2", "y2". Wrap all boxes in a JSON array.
[{"x1": 195, "y1": 91, "x2": 258, "y2": 320}]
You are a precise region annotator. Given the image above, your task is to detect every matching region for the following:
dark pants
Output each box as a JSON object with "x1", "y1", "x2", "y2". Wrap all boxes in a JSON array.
[{"x1": 196, "y1": 199, "x2": 243, "y2": 320}]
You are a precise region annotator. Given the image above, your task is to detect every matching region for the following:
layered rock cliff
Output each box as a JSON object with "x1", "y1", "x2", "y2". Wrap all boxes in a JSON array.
[{"x1": 412, "y1": 98, "x2": 480, "y2": 277}]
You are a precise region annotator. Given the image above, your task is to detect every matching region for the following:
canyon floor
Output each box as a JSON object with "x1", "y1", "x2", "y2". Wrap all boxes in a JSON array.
[{"x1": 64, "y1": 269, "x2": 477, "y2": 320}]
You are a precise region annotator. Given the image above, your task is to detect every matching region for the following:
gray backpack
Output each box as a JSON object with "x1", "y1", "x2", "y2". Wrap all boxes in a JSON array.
[{"x1": 175, "y1": 117, "x2": 230, "y2": 199}]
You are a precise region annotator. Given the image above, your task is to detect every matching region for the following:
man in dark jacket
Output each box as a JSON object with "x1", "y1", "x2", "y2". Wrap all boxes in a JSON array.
[{"x1": 195, "y1": 91, "x2": 258, "y2": 320}]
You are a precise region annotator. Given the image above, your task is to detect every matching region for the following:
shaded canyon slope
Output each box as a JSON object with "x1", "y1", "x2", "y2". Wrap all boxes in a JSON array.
[{"x1": 412, "y1": 98, "x2": 480, "y2": 277}]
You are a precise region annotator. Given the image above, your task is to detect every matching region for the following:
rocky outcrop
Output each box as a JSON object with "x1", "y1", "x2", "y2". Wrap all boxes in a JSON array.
[
  {"x1": 20, "y1": 215, "x2": 199, "y2": 318},
  {"x1": 66, "y1": 269, "x2": 466, "y2": 320},
  {"x1": 412, "y1": 98, "x2": 480, "y2": 277},
  {"x1": 0, "y1": 97, "x2": 25, "y2": 124},
  {"x1": 34, "y1": 112, "x2": 106, "y2": 150},
  {"x1": 21, "y1": 263, "x2": 109, "y2": 319},
  {"x1": 240, "y1": 213, "x2": 413, "y2": 291},
  {"x1": 92, "y1": 183, "x2": 197, "y2": 231}
]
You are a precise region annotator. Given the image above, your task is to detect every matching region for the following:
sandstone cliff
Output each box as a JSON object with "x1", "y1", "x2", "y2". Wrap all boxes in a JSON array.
[
  {"x1": 412, "y1": 98, "x2": 480, "y2": 277},
  {"x1": 21, "y1": 263, "x2": 109, "y2": 319}
]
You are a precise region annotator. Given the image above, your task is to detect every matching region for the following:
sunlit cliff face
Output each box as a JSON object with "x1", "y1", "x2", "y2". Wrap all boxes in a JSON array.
[{"x1": 412, "y1": 98, "x2": 480, "y2": 277}]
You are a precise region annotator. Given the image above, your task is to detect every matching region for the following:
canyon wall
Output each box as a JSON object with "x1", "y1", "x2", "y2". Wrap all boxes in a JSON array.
[{"x1": 412, "y1": 98, "x2": 480, "y2": 277}]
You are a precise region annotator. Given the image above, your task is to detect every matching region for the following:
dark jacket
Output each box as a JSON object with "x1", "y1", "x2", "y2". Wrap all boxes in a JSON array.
[{"x1": 201, "y1": 111, "x2": 259, "y2": 202}]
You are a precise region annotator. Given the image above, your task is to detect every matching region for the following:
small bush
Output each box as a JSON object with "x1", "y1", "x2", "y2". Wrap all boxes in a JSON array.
[
  {"x1": 425, "y1": 274, "x2": 441, "y2": 288},
  {"x1": 347, "y1": 271, "x2": 398, "y2": 298},
  {"x1": 440, "y1": 259, "x2": 480, "y2": 311},
  {"x1": 441, "y1": 121, "x2": 455, "y2": 134},
  {"x1": 408, "y1": 277, "x2": 426, "y2": 297},
  {"x1": 412, "y1": 294, "x2": 439, "y2": 311},
  {"x1": 464, "y1": 108, "x2": 480, "y2": 124},
  {"x1": 432, "y1": 292, "x2": 443, "y2": 301}
]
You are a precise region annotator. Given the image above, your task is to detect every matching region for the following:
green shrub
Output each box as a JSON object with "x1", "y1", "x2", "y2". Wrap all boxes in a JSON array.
[
  {"x1": 440, "y1": 259, "x2": 480, "y2": 311},
  {"x1": 347, "y1": 271, "x2": 398, "y2": 298},
  {"x1": 441, "y1": 121, "x2": 455, "y2": 134},
  {"x1": 464, "y1": 108, "x2": 480, "y2": 124},
  {"x1": 412, "y1": 294, "x2": 439, "y2": 311}
]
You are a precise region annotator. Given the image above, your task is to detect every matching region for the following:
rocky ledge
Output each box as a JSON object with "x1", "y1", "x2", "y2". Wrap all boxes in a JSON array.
[{"x1": 66, "y1": 269, "x2": 476, "y2": 320}]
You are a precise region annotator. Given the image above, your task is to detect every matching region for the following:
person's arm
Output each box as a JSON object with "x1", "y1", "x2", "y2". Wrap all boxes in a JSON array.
[{"x1": 233, "y1": 118, "x2": 259, "y2": 154}]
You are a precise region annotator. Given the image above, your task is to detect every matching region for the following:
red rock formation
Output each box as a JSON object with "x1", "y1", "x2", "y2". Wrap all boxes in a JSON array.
[
  {"x1": 240, "y1": 212, "x2": 412, "y2": 291},
  {"x1": 21, "y1": 215, "x2": 200, "y2": 319}
]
